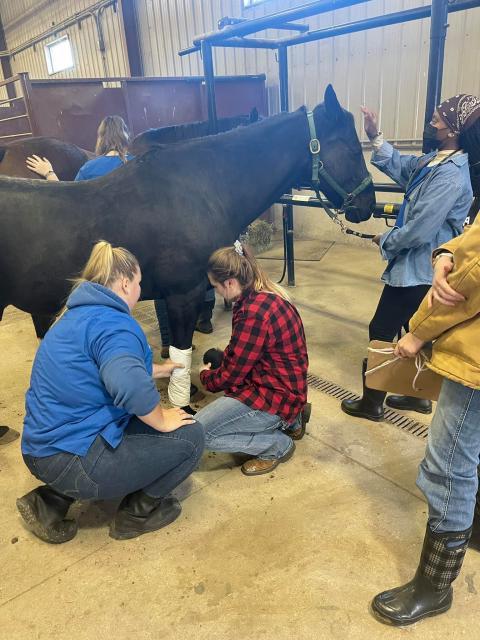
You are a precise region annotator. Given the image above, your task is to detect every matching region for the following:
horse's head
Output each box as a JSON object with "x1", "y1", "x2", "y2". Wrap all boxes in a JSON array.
[{"x1": 308, "y1": 85, "x2": 376, "y2": 223}]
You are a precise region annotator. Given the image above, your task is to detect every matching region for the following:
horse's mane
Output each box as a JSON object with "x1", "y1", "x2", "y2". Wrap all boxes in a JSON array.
[
  {"x1": 134, "y1": 109, "x2": 299, "y2": 166},
  {"x1": 132, "y1": 111, "x2": 258, "y2": 147}
]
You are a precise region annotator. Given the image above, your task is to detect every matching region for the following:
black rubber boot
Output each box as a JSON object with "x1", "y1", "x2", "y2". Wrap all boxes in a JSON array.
[
  {"x1": 386, "y1": 395, "x2": 432, "y2": 414},
  {"x1": 195, "y1": 300, "x2": 215, "y2": 334},
  {"x1": 110, "y1": 490, "x2": 182, "y2": 540},
  {"x1": 0, "y1": 425, "x2": 20, "y2": 445},
  {"x1": 468, "y1": 473, "x2": 480, "y2": 552},
  {"x1": 341, "y1": 359, "x2": 385, "y2": 422},
  {"x1": 16, "y1": 485, "x2": 77, "y2": 544},
  {"x1": 372, "y1": 525, "x2": 471, "y2": 626}
]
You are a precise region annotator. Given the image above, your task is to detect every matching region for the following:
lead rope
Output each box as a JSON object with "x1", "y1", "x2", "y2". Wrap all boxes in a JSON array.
[
  {"x1": 365, "y1": 346, "x2": 430, "y2": 391},
  {"x1": 311, "y1": 184, "x2": 376, "y2": 239}
]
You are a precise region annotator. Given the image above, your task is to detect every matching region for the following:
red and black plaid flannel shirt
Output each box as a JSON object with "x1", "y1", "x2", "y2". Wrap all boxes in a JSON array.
[{"x1": 200, "y1": 290, "x2": 308, "y2": 423}]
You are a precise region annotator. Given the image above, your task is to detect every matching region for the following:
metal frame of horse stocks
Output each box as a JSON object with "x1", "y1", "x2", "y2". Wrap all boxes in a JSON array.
[{"x1": 180, "y1": 0, "x2": 480, "y2": 286}]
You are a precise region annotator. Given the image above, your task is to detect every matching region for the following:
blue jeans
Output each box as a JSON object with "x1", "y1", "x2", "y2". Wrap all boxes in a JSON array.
[
  {"x1": 195, "y1": 396, "x2": 295, "y2": 460},
  {"x1": 23, "y1": 418, "x2": 205, "y2": 501},
  {"x1": 417, "y1": 378, "x2": 480, "y2": 533}
]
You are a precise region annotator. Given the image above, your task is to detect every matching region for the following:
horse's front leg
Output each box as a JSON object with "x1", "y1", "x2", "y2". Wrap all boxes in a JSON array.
[{"x1": 165, "y1": 281, "x2": 206, "y2": 411}]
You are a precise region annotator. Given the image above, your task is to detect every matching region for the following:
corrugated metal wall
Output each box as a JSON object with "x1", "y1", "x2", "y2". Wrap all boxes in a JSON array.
[
  {"x1": 0, "y1": 0, "x2": 479, "y2": 140},
  {"x1": 1, "y1": 0, "x2": 128, "y2": 79},
  {"x1": 134, "y1": 0, "x2": 480, "y2": 141}
]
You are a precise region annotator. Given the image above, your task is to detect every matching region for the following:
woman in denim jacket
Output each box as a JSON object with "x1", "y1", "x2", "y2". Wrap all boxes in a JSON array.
[{"x1": 342, "y1": 95, "x2": 478, "y2": 422}]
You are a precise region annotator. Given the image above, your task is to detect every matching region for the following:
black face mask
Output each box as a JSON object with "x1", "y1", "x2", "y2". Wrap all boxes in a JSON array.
[{"x1": 422, "y1": 123, "x2": 439, "y2": 153}]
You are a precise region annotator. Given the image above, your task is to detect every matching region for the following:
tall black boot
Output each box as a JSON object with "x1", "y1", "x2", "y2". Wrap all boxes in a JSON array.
[
  {"x1": 468, "y1": 472, "x2": 480, "y2": 552},
  {"x1": 372, "y1": 525, "x2": 471, "y2": 626},
  {"x1": 341, "y1": 359, "x2": 385, "y2": 422},
  {"x1": 195, "y1": 300, "x2": 215, "y2": 334},
  {"x1": 386, "y1": 395, "x2": 432, "y2": 414},
  {"x1": 16, "y1": 485, "x2": 77, "y2": 544},
  {"x1": 110, "y1": 490, "x2": 182, "y2": 540}
]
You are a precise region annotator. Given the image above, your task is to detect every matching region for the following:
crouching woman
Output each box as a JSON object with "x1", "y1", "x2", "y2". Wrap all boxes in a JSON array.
[
  {"x1": 196, "y1": 241, "x2": 310, "y2": 477},
  {"x1": 18, "y1": 241, "x2": 203, "y2": 543}
]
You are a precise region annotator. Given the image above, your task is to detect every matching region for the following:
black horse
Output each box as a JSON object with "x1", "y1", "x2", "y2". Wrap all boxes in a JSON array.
[{"x1": 0, "y1": 85, "x2": 375, "y2": 405}]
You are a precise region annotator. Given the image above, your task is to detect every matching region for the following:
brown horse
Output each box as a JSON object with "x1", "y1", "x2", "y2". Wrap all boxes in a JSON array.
[
  {"x1": 0, "y1": 112, "x2": 259, "y2": 182},
  {"x1": 0, "y1": 137, "x2": 93, "y2": 181}
]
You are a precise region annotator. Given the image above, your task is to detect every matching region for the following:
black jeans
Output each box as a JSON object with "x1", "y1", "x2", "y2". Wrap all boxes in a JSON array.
[
  {"x1": 23, "y1": 418, "x2": 205, "y2": 501},
  {"x1": 369, "y1": 284, "x2": 431, "y2": 342}
]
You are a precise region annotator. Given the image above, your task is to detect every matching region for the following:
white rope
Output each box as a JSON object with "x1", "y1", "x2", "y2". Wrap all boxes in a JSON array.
[
  {"x1": 366, "y1": 346, "x2": 430, "y2": 391},
  {"x1": 168, "y1": 346, "x2": 192, "y2": 407}
]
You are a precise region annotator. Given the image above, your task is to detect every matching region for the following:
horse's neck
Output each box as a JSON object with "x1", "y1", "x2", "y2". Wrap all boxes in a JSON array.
[{"x1": 203, "y1": 110, "x2": 309, "y2": 233}]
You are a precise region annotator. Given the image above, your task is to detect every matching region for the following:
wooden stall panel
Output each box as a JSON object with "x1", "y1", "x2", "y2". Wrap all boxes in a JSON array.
[
  {"x1": 205, "y1": 76, "x2": 268, "y2": 119},
  {"x1": 123, "y1": 78, "x2": 203, "y2": 135},
  {"x1": 28, "y1": 79, "x2": 128, "y2": 150}
]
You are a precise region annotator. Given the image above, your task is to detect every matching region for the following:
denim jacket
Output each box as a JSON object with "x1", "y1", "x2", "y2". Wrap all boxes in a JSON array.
[{"x1": 372, "y1": 141, "x2": 472, "y2": 287}]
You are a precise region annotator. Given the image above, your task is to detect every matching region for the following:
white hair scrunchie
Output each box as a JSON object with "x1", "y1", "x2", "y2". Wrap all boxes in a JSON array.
[{"x1": 234, "y1": 240, "x2": 244, "y2": 256}]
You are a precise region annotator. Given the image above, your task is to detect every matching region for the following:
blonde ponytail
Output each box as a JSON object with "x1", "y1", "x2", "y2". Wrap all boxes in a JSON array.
[
  {"x1": 53, "y1": 241, "x2": 139, "y2": 323},
  {"x1": 73, "y1": 240, "x2": 139, "y2": 289},
  {"x1": 208, "y1": 242, "x2": 290, "y2": 301}
]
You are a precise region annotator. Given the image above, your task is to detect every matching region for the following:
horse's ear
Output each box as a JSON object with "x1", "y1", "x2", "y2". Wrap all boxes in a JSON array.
[
  {"x1": 249, "y1": 107, "x2": 259, "y2": 123},
  {"x1": 324, "y1": 84, "x2": 343, "y2": 121}
]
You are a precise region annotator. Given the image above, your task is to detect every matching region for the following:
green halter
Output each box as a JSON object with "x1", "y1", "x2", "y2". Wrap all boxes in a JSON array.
[{"x1": 306, "y1": 110, "x2": 374, "y2": 239}]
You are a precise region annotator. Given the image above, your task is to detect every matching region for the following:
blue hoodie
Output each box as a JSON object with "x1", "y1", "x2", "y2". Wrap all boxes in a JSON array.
[{"x1": 22, "y1": 282, "x2": 160, "y2": 457}]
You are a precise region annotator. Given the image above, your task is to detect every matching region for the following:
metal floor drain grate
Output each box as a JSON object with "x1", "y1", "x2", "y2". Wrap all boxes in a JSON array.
[{"x1": 307, "y1": 372, "x2": 430, "y2": 439}]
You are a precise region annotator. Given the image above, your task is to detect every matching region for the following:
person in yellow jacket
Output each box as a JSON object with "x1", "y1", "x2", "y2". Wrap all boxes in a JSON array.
[{"x1": 371, "y1": 216, "x2": 480, "y2": 626}]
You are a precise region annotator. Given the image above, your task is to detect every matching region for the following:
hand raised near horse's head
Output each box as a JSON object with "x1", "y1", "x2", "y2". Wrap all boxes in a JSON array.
[{"x1": 360, "y1": 106, "x2": 379, "y2": 140}]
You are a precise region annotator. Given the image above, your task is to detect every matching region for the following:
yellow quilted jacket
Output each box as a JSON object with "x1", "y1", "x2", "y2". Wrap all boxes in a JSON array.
[{"x1": 409, "y1": 217, "x2": 480, "y2": 389}]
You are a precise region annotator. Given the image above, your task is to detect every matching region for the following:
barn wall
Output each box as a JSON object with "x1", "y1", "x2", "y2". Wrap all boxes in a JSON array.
[
  {"x1": 1, "y1": 0, "x2": 479, "y2": 142},
  {"x1": 133, "y1": 0, "x2": 480, "y2": 142},
  {"x1": 0, "y1": 0, "x2": 129, "y2": 79}
]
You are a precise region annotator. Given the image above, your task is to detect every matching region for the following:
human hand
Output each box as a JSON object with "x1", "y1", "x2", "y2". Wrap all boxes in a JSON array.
[
  {"x1": 156, "y1": 407, "x2": 196, "y2": 432},
  {"x1": 199, "y1": 363, "x2": 211, "y2": 374},
  {"x1": 360, "y1": 106, "x2": 379, "y2": 140},
  {"x1": 26, "y1": 155, "x2": 54, "y2": 178},
  {"x1": 427, "y1": 255, "x2": 465, "y2": 308},
  {"x1": 394, "y1": 333, "x2": 425, "y2": 359},
  {"x1": 152, "y1": 361, "x2": 184, "y2": 378},
  {"x1": 372, "y1": 234, "x2": 382, "y2": 246}
]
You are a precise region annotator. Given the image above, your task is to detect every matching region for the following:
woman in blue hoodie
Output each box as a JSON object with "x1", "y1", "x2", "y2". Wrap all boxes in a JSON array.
[{"x1": 17, "y1": 241, "x2": 204, "y2": 544}]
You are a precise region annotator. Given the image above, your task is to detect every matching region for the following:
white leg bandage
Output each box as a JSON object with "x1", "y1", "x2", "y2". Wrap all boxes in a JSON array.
[{"x1": 168, "y1": 346, "x2": 193, "y2": 407}]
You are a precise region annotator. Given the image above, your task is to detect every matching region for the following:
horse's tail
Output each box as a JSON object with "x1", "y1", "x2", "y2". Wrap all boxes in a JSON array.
[{"x1": 0, "y1": 147, "x2": 6, "y2": 163}]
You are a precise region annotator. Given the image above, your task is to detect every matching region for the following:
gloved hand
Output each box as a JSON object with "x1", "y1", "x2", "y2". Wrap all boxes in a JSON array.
[{"x1": 203, "y1": 348, "x2": 223, "y2": 370}]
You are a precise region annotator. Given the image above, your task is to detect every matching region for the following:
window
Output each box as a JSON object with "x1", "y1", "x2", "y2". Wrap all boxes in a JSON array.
[
  {"x1": 243, "y1": 0, "x2": 270, "y2": 7},
  {"x1": 45, "y1": 36, "x2": 74, "y2": 75}
]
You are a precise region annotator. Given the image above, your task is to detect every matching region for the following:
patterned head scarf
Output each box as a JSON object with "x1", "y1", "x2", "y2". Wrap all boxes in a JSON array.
[{"x1": 437, "y1": 94, "x2": 480, "y2": 135}]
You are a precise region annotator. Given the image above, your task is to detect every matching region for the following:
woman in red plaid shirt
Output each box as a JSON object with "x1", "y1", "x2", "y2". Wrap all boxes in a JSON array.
[{"x1": 196, "y1": 241, "x2": 310, "y2": 476}]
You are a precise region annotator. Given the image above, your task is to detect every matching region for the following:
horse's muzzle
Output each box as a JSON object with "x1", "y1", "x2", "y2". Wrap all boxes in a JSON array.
[{"x1": 343, "y1": 206, "x2": 363, "y2": 223}]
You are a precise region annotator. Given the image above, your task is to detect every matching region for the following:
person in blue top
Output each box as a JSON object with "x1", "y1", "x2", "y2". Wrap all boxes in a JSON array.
[
  {"x1": 17, "y1": 241, "x2": 203, "y2": 544},
  {"x1": 342, "y1": 94, "x2": 476, "y2": 423},
  {"x1": 26, "y1": 115, "x2": 133, "y2": 181}
]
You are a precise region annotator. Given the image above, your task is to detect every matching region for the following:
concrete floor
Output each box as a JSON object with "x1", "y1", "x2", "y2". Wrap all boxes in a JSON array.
[{"x1": 1, "y1": 238, "x2": 479, "y2": 640}]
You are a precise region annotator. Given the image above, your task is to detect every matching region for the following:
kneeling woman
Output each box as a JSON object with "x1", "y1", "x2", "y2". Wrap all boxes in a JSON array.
[
  {"x1": 196, "y1": 242, "x2": 309, "y2": 477},
  {"x1": 18, "y1": 241, "x2": 203, "y2": 543}
]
